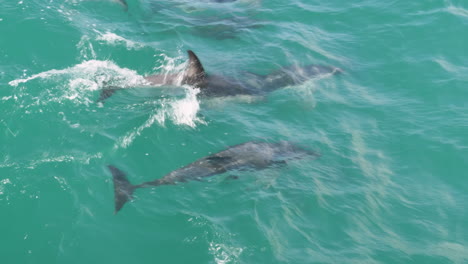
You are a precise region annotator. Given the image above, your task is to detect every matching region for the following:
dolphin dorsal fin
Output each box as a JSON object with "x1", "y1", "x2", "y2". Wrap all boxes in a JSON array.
[{"x1": 182, "y1": 50, "x2": 206, "y2": 87}]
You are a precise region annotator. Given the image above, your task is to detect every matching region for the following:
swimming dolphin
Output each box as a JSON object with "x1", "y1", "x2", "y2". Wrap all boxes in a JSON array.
[
  {"x1": 98, "y1": 50, "x2": 342, "y2": 102},
  {"x1": 108, "y1": 141, "x2": 319, "y2": 213},
  {"x1": 116, "y1": 0, "x2": 128, "y2": 11}
]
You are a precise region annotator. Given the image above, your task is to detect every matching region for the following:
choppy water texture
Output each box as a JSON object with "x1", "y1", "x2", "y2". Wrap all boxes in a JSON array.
[{"x1": 1, "y1": 0, "x2": 468, "y2": 263}]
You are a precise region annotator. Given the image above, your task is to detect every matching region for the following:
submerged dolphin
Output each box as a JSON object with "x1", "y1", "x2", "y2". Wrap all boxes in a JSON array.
[
  {"x1": 108, "y1": 141, "x2": 319, "y2": 213},
  {"x1": 98, "y1": 50, "x2": 342, "y2": 102},
  {"x1": 116, "y1": 0, "x2": 128, "y2": 11}
]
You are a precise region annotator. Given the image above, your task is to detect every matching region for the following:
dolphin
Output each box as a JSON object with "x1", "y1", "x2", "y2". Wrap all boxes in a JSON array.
[
  {"x1": 108, "y1": 141, "x2": 319, "y2": 213},
  {"x1": 116, "y1": 0, "x2": 128, "y2": 11},
  {"x1": 98, "y1": 50, "x2": 342, "y2": 102}
]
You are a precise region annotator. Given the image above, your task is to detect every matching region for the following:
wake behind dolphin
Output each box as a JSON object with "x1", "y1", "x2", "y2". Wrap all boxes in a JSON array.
[
  {"x1": 98, "y1": 50, "x2": 342, "y2": 102},
  {"x1": 108, "y1": 141, "x2": 319, "y2": 213}
]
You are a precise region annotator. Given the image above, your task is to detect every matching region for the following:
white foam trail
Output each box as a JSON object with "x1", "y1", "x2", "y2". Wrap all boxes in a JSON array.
[
  {"x1": 1, "y1": 120, "x2": 18, "y2": 137},
  {"x1": 8, "y1": 60, "x2": 149, "y2": 109},
  {"x1": 9, "y1": 60, "x2": 147, "y2": 87},
  {"x1": 446, "y1": 5, "x2": 468, "y2": 19},
  {"x1": 30, "y1": 153, "x2": 103, "y2": 168},
  {"x1": 9, "y1": 68, "x2": 69, "y2": 87},
  {"x1": 209, "y1": 242, "x2": 244, "y2": 264},
  {"x1": 434, "y1": 58, "x2": 468, "y2": 81},
  {"x1": 0, "y1": 152, "x2": 103, "y2": 169},
  {"x1": 115, "y1": 110, "x2": 165, "y2": 149},
  {"x1": 96, "y1": 32, "x2": 143, "y2": 50},
  {"x1": 77, "y1": 35, "x2": 97, "y2": 60}
]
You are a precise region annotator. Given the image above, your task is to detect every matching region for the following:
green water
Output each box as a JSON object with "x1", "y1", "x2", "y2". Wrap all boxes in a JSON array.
[{"x1": 1, "y1": 0, "x2": 467, "y2": 263}]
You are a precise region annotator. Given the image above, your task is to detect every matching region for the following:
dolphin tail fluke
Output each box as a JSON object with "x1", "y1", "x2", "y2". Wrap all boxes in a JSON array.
[
  {"x1": 98, "y1": 86, "x2": 122, "y2": 103},
  {"x1": 108, "y1": 165, "x2": 136, "y2": 214}
]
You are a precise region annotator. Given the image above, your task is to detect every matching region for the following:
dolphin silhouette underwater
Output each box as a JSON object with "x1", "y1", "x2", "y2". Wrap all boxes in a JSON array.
[
  {"x1": 98, "y1": 50, "x2": 342, "y2": 102},
  {"x1": 210, "y1": 0, "x2": 237, "y2": 2},
  {"x1": 117, "y1": 0, "x2": 128, "y2": 10},
  {"x1": 108, "y1": 141, "x2": 319, "y2": 213},
  {"x1": 117, "y1": 0, "x2": 237, "y2": 13}
]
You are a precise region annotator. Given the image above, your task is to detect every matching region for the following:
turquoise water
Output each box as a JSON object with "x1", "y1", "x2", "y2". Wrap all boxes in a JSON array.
[{"x1": 1, "y1": 0, "x2": 468, "y2": 263}]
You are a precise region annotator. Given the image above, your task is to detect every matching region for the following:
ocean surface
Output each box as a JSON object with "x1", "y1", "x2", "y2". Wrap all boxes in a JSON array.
[{"x1": 1, "y1": 0, "x2": 467, "y2": 263}]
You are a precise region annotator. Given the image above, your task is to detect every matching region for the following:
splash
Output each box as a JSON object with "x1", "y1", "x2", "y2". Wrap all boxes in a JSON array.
[
  {"x1": 114, "y1": 87, "x2": 204, "y2": 149},
  {"x1": 171, "y1": 87, "x2": 203, "y2": 127},
  {"x1": 96, "y1": 31, "x2": 144, "y2": 50},
  {"x1": 209, "y1": 242, "x2": 244, "y2": 264},
  {"x1": 153, "y1": 52, "x2": 187, "y2": 75},
  {"x1": 8, "y1": 54, "x2": 203, "y2": 135},
  {"x1": 186, "y1": 215, "x2": 244, "y2": 264},
  {"x1": 8, "y1": 60, "x2": 148, "y2": 107}
]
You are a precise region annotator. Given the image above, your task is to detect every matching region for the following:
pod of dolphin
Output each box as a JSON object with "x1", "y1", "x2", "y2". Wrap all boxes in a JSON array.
[{"x1": 105, "y1": 0, "x2": 342, "y2": 214}]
